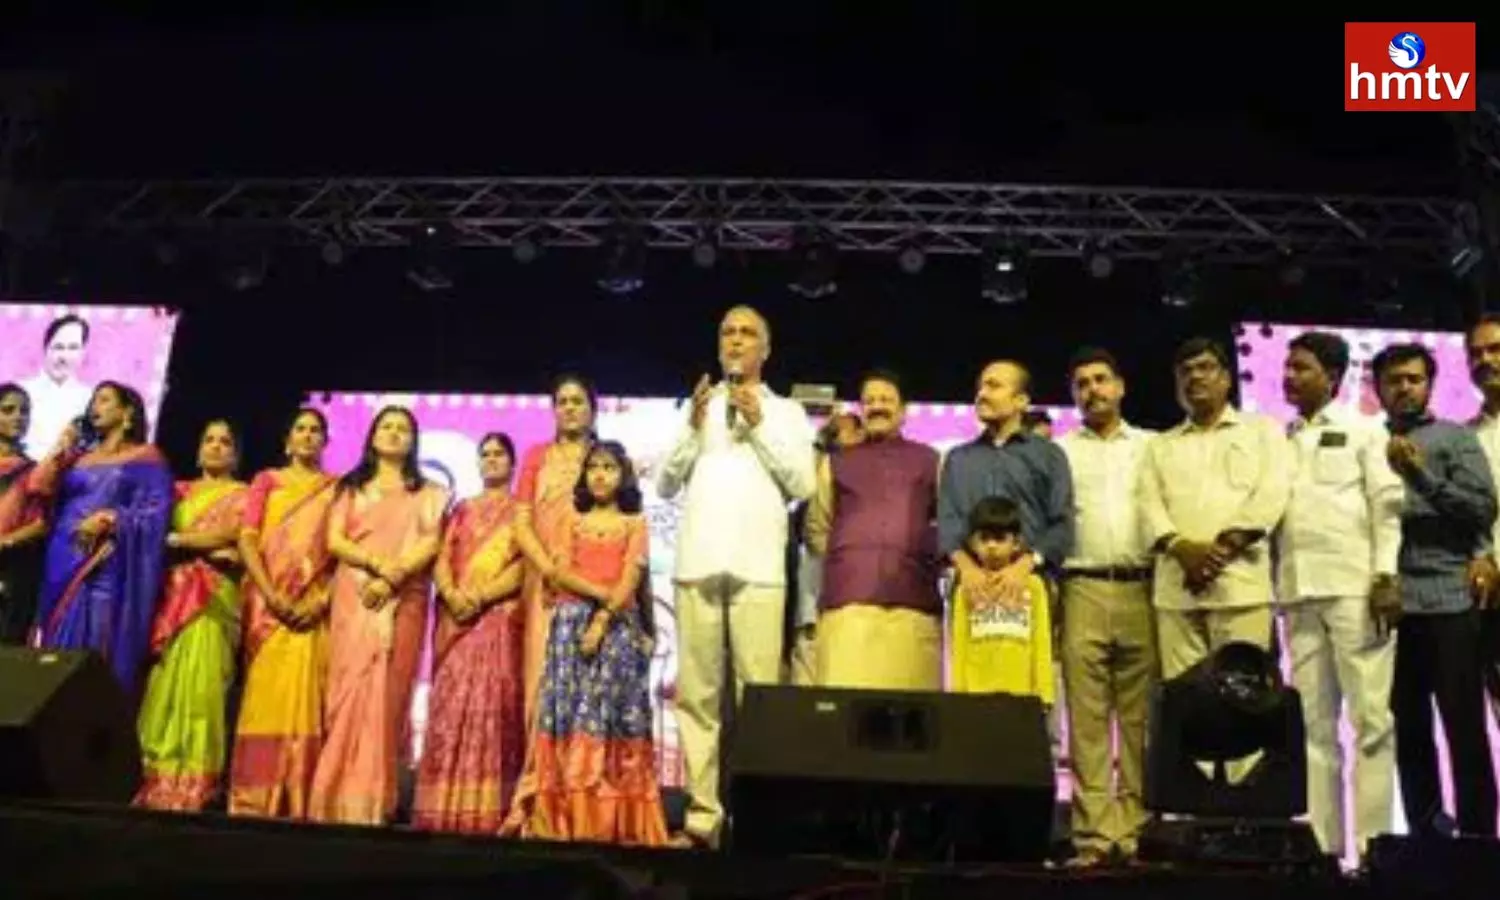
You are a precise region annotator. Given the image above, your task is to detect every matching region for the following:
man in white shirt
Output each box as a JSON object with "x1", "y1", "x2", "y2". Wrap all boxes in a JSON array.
[
  {"x1": 1276, "y1": 330, "x2": 1402, "y2": 862},
  {"x1": 1139, "y1": 337, "x2": 1293, "y2": 678},
  {"x1": 20, "y1": 313, "x2": 93, "y2": 452},
  {"x1": 657, "y1": 305, "x2": 817, "y2": 848},
  {"x1": 1463, "y1": 315, "x2": 1500, "y2": 718},
  {"x1": 1057, "y1": 347, "x2": 1157, "y2": 866}
]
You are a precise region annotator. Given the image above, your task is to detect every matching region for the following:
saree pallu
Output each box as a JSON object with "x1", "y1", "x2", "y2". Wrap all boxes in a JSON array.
[
  {"x1": 228, "y1": 469, "x2": 336, "y2": 819},
  {"x1": 412, "y1": 495, "x2": 526, "y2": 833},
  {"x1": 33, "y1": 446, "x2": 173, "y2": 697},
  {"x1": 506, "y1": 517, "x2": 668, "y2": 846},
  {"x1": 135, "y1": 479, "x2": 247, "y2": 811},
  {"x1": 308, "y1": 481, "x2": 448, "y2": 826},
  {"x1": 516, "y1": 441, "x2": 586, "y2": 730},
  {"x1": 0, "y1": 456, "x2": 44, "y2": 645}
]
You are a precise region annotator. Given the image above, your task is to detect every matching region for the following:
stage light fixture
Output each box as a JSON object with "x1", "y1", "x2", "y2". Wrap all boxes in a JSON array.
[
  {"x1": 1140, "y1": 641, "x2": 1324, "y2": 871},
  {"x1": 897, "y1": 244, "x2": 927, "y2": 275},
  {"x1": 980, "y1": 236, "x2": 1028, "y2": 304},
  {"x1": 788, "y1": 228, "x2": 838, "y2": 298},
  {"x1": 406, "y1": 222, "x2": 456, "y2": 293},
  {"x1": 1160, "y1": 252, "x2": 1200, "y2": 308},
  {"x1": 597, "y1": 225, "x2": 646, "y2": 295},
  {"x1": 513, "y1": 234, "x2": 541, "y2": 264},
  {"x1": 320, "y1": 239, "x2": 345, "y2": 266},
  {"x1": 1081, "y1": 241, "x2": 1114, "y2": 279},
  {"x1": 691, "y1": 226, "x2": 719, "y2": 269}
]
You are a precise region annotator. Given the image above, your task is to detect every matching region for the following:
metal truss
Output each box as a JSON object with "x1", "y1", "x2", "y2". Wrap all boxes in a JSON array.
[{"x1": 49, "y1": 175, "x2": 1464, "y2": 267}]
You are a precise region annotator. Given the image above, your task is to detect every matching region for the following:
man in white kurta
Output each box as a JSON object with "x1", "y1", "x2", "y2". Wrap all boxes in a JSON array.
[
  {"x1": 1277, "y1": 330, "x2": 1402, "y2": 862},
  {"x1": 657, "y1": 305, "x2": 816, "y2": 848},
  {"x1": 1139, "y1": 338, "x2": 1293, "y2": 678}
]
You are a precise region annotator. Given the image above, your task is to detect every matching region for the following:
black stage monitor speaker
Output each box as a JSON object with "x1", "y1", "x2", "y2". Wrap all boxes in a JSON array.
[
  {"x1": 0, "y1": 647, "x2": 141, "y2": 803},
  {"x1": 729, "y1": 685, "x2": 1055, "y2": 863}
]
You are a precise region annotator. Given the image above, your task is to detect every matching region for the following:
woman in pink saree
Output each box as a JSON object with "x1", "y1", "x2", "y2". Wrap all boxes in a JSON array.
[
  {"x1": 412, "y1": 432, "x2": 526, "y2": 833},
  {"x1": 309, "y1": 405, "x2": 448, "y2": 825},
  {"x1": 515, "y1": 375, "x2": 598, "y2": 730},
  {"x1": 0, "y1": 384, "x2": 47, "y2": 644},
  {"x1": 228, "y1": 408, "x2": 338, "y2": 818}
]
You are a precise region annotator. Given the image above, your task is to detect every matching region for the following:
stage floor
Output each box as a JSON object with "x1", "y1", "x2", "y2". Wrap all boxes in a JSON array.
[{"x1": 1, "y1": 800, "x2": 1399, "y2": 900}]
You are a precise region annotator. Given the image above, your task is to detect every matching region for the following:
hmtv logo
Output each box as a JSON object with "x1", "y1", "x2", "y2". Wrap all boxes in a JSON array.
[{"x1": 1345, "y1": 22, "x2": 1476, "y2": 111}]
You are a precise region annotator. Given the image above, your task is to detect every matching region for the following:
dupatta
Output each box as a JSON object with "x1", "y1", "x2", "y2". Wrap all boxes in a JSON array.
[
  {"x1": 148, "y1": 479, "x2": 248, "y2": 656},
  {"x1": 242, "y1": 470, "x2": 337, "y2": 662}
]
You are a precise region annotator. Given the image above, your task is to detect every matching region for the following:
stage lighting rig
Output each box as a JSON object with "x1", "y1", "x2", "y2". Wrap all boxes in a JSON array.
[
  {"x1": 787, "y1": 227, "x2": 837, "y2": 298},
  {"x1": 597, "y1": 224, "x2": 646, "y2": 295},
  {"x1": 1140, "y1": 641, "x2": 1326, "y2": 873},
  {"x1": 406, "y1": 222, "x2": 455, "y2": 292},
  {"x1": 1160, "y1": 251, "x2": 1201, "y2": 308},
  {"x1": 980, "y1": 236, "x2": 1027, "y2": 304}
]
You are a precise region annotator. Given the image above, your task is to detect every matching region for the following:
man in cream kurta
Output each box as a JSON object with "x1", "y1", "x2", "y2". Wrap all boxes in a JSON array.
[
  {"x1": 1277, "y1": 331, "x2": 1403, "y2": 862},
  {"x1": 1139, "y1": 337, "x2": 1293, "y2": 678},
  {"x1": 657, "y1": 305, "x2": 816, "y2": 848}
]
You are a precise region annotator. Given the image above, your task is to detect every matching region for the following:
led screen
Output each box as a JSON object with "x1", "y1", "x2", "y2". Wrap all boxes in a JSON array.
[{"x1": 1, "y1": 303, "x2": 181, "y2": 453}]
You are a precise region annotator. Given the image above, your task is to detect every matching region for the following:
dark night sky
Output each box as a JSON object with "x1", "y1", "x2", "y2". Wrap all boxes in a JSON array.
[{"x1": 0, "y1": 9, "x2": 1494, "y2": 469}]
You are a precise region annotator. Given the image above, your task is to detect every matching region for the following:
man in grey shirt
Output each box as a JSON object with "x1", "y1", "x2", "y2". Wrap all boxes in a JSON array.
[{"x1": 1373, "y1": 342, "x2": 1498, "y2": 837}]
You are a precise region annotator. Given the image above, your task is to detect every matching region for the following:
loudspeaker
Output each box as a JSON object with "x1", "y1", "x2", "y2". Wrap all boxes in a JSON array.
[
  {"x1": 729, "y1": 685, "x2": 1055, "y2": 863},
  {"x1": 0, "y1": 647, "x2": 141, "y2": 803}
]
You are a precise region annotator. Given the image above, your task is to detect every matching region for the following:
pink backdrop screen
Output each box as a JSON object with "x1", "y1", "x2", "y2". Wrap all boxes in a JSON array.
[
  {"x1": 306, "y1": 390, "x2": 1076, "y2": 787},
  {"x1": 0, "y1": 303, "x2": 180, "y2": 451}
]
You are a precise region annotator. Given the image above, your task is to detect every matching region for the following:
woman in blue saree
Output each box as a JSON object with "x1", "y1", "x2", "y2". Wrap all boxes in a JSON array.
[{"x1": 32, "y1": 381, "x2": 173, "y2": 697}]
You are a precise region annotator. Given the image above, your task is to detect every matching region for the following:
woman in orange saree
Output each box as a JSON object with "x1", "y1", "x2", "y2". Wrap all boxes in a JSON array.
[
  {"x1": 309, "y1": 405, "x2": 448, "y2": 826},
  {"x1": 135, "y1": 421, "x2": 247, "y2": 811},
  {"x1": 227, "y1": 409, "x2": 338, "y2": 818},
  {"x1": 412, "y1": 432, "x2": 527, "y2": 833},
  {"x1": 514, "y1": 375, "x2": 598, "y2": 731}
]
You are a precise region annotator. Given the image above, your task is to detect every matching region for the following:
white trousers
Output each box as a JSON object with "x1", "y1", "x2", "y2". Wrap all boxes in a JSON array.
[
  {"x1": 673, "y1": 576, "x2": 786, "y2": 846},
  {"x1": 1284, "y1": 595, "x2": 1396, "y2": 859}
]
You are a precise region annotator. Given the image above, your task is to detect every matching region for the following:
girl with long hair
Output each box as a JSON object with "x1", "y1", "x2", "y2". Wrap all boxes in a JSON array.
[
  {"x1": 504, "y1": 440, "x2": 667, "y2": 846},
  {"x1": 32, "y1": 381, "x2": 173, "y2": 695},
  {"x1": 412, "y1": 432, "x2": 527, "y2": 832},
  {"x1": 227, "y1": 408, "x2": 338, "y2": 818},
  {"x1": 136, "y1": 420, "x2": 248, "y2": 811},
  {"x1": 309, "y1": 405, "x2": 449, "y2": 825}
]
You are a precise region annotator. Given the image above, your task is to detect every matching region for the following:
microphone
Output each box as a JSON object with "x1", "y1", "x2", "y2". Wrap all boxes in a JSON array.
[
  {"x1": 70, "y1": 415, "x2": 98, "y2": 451},
  {"x1": 725, "y1": 364, "x2": 743, "y2": 430}
]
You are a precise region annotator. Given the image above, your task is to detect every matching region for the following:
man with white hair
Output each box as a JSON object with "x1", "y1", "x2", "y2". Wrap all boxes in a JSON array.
[{"x1": 658, "y1": 305, "x2": 817, "y2": 848}]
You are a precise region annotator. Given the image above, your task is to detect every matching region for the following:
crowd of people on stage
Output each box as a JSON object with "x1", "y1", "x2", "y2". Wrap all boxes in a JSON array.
[{"x1": 4, "y1": 303, "x2": 1500, "y2": 866}]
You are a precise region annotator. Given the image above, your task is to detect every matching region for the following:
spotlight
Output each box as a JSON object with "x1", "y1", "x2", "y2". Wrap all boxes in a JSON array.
[
  {"x1": 513, "y1": 234, "x2": 541, "y2": 264},
  {"x1": 980, "y1": 236, "x2": 1028, "y2": 304},
  {"x1": 221, "y1": 246, "x2": 269, "y2": 292},
  {"x1": 406, "y1": 222, "x2": 455, "y2": 292},
  {"x1": 788, "y1": 228, "x2": 838, "y2": 298},
  {"x1": 897, "y1": 244, "x2": 926, "y2": 275},
  {"x1": 1081, "y1": 240, "x2": 1114, "y2": 279},
  {"x1": 1139, "y1": 642, "x2": 1324, "y2": 871},
  {"x1": 320, "y1": 240, "x2": 345, "y2": 266},
  {"x1": 598, "y1": 225, "x2": 646, "y2": 295},
  {"x1": 692, "y1": 226, "x2": 720, "y2": 269},
  {"x1": 1160, "y1": 252, "x2": 1201, "y2": 308}
]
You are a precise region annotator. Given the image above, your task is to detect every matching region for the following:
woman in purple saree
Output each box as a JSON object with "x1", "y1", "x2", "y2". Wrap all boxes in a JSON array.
[{"x1": 31, "y1": 381, "x2": 173, "y2": 697}]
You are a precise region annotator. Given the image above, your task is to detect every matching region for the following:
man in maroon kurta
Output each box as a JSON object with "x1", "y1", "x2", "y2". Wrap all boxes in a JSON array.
[{"x1": 805, "y1": 370, "x2": 942, "y2": 689}]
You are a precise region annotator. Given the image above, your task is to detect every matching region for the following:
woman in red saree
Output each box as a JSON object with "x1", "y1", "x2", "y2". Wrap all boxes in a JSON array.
[
  {"x1": 412, "y1": 432, "x2": 527, "y2": 833},
  {"x1": 228, "y1": 409, "x2": 338, "y2": 818},
  {"x1": 0, "y1": 384, "x2": 47, "y2": 644},
  {"x1": 135, "y1": 421, "x2": 247, "y2": 811},
  {"x1": 309, "y1": 405, "x2": 448, "y2": 825},
  {"x1": 514, "y1": 375, "x2": 598, "y2": 730}
]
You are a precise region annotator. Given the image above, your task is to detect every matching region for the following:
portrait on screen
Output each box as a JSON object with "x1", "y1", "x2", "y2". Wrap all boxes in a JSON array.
[{"x1": 0, "y1": 304, "x2": 180, "y2": 452}]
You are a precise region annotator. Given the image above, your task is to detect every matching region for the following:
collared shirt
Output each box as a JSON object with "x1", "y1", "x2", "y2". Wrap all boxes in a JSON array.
[
  {"x1": 936, "y1": 430, "x2": 1074, "y2": 566},
  {"x1": 657, "y1": 382, "x2": 816, "y2": 585},
  {"x1": 20, "y1": 374, "x2": 92, "y2": 454},
  {"x1": 1397, "y1": 416, "x2": 1496, "y2": 614},
  {"x1": 1469, "y1": 410, "x2": 1500, "y2": 552},
  {"x1": 1058, "y1": 421, "x2": 1155, "y2": 570},
  {"x1": 1276, "y1": 405, "x2": 1403, "y2": 603},
  {"x1": 1139, "y1": 405, "x2": 1293, "y2": 611}
]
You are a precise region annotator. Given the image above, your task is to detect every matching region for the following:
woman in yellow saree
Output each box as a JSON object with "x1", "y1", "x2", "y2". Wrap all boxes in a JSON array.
[
  {"x1": 412, "y1": 432, "x2": 526, "y2": 833},
  {"x1": 227, "y1": 409, "x2": 338, "y2": 818},
  {"x1": 309, "y1": 405, "x2": 448, "y2": 825},
  {"x1": 135, "y1": 421, "x2": 247, "y2": 811}
]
